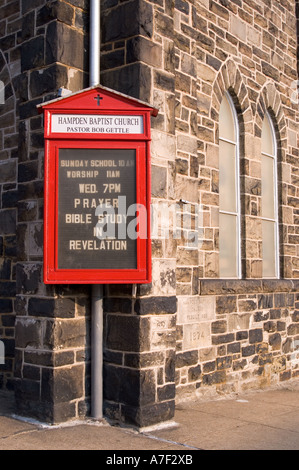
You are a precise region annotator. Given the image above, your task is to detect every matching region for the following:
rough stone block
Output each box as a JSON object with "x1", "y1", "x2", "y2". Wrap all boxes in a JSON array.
[
  {"x1": 102, "y1": 0, "x2": 153, "y2": 42},
  {"x1": 21, "y1": 36, "x2": 45, "y2": 71},
  {"x1": 15, "y1": 317, "x2": 42, "y2": 349},
  {"x1": 0, "y1": 160, "x2": 17, "y2": 184},
  {"x1": 127, "y1": 36, "x2": 162, "y2": 68},
  {"x1": 106, "y1": 315, "x2": 151, "y2": 352},
  {"x1": 0, "y1": 209, "x2": 16, "y2": 235},
  {"x1": 134, "y1": 296, "x2": 177, "y2": 315},
  {"x1": 41, "y1": 365, "x2": 84, "y2": 403},
  {"x1": 249, "y1": 328, "x2": 263, "y2": 344}
]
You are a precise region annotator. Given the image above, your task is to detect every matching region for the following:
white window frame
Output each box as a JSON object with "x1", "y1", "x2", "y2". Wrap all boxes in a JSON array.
[
  {"x1": 261, "y1": 112, "x2": 280, "y2": 279},
  {"x1": 219, "y1": 92, "x2": 241, "y2": 279}
]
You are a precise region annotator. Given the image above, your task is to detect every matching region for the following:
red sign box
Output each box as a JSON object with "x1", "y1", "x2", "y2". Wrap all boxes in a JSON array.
[{"x1": 38, "y1": 85, "x2": 158, "y2": 284}]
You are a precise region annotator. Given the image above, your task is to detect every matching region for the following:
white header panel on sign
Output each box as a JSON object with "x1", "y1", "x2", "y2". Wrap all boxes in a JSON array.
[{"x1": 51, "y1": 114, "x2": 144, "y2": 134}]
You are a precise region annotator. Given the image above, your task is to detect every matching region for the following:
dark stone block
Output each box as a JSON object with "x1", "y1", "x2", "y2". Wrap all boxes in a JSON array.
[
  {"x1": 0, "y1": 299, "x2": 13, "y2": 313},
  {"x1": 18, "y1": 180, "x2": 43, "y2": 200},
  {"x1": 28, "y1": 297, "x2": 55, "y2": 317},
  {"x1": 21, "y1": 36, "x2": 45, "y2": 71},
  {"x1": 24, "y1": 350, "x2": 53, "y2": 367},
  {"x1": 258, "y1": 294, "x2": 273, "y2": 309},
  {"x1": 19, "y1": 98, "x2": 41, "y2": 119},
  {"x1": 2, "y1": 0, "x2": 20, "y2": 16},
  {"x1": 106, "y1": 315, "x2": 150, "y2": 352},
  {"x1": 103, "y1": 349, "x2": 123, "y2": 366},
  {"x1": 249, "y1": 329, "x2": 263, "y2": 344},
  {"x1": 120, "y1": 400, "x2": 175, "y2": 428},
  {"x1": 202, "y1": 370, "x2": 226, "y2": 385},
  {"x1": 103, "y1": 363, "x2": 123, "y2": 403},
  {"x1": 37, "y1": 1, "x2": 74, "y2": 28},
  {"x1": 165, "y1": 349, "x2": 175, "y2": 382},
  {"x1": 0, "y1": 161, "x2": 17, "y2": 184},
  {"x1": 30, "y1": 64, "x2": 68, "y2": 98},
  {"x1": 30, "y1": 132, "x2": 44, "y2": 149},
  {"x1": 212, "y1": 333, "x2": 234, "y2": 345},
  {"x1": 14, "y1": 377, "x2": 40, "y2": 401},
  {"x1": 126, "y1": 36, "x2": 162, "y2": 68},
  {"x1": 16, "y1": 263, "x2": 41, "y2": 295},
  {"x1": 216, "y1": 295, "x2": 237, "y2": 314},
  {"x1": 0, "y1": 34, "x2": 15, "y2": 52},
  {"x1": 46, "y1": 21, "x2": 87, "y2": 70},
  {"x1": 227, "y1": 342, "x2": 241, "y2": 354},
  {"x1": 124, "y1": 351, "x2": 164, "y2": 368},
  {"x1": 216, "y1": 355, "x2": 232, "y2": 370},
  {"x1": 0, "y1": 281, "x2": 16, "y2": 297},
  {"x1": 280, "y1": 370, "x2": 292, "y2": 382},
  {"x1": 176, "y1": 350, "x2": 198, "y2": 368},
  {"x1": 287, "y1": 323, "x2": 299, "y2": 336},
  {"x1": 19, "y1": 11, "x2": 35, "y2": 42},
  {"x1": 0, "y1": 112, "x2": 15, "y2": 130},
  {"x1": 242, "y1": 345, "x2": 255, "y2": 357},
  {"x1": 258, "y1": 353, "x2": 272, "y2": 366},
  {"x1": 23, "y1": 364, "x2": 40, "y2": 381},
  {"x1": 0, "y1": 209, "x2": 16, "y2": 235},
  {"x1": 188, "y1": 364, "x2": 201, "y2": 381},
  {"x1": 102, "y1": 0, "x2": 153, "y2": 43},
  {"x1": 101, "y1": 63, "x2": 152, "y2": 104},
  {"x1": 203, "y1": 361, "x2": 215, "y2": 373},
  {"x1": 2, "y1": 190, "x2": 18, "y2": 209},
  {"x1": 15, "y1": 318, "x2": 42, "y2": 349},
  {"x1": 254, "y1": 310, "x2": 269, "y2": 322},
  {"x1": 17, "y1": 120, "x2": 29, "y2": 161},
  {"x1": 262, "y1": 61, "x2": 280, "y2": 81},
  {"x1": 18, "y1": 200, "x2": 37, "y2": 222},
  {"x1": 263, "y1": 321, "x2": 276, "y2": 333},
  {"x1": 101, "y1": 49, "x2": 125, "y2": 72},
  {"x1": 41, "y1": 365, "x2": 84, "y2": 404},
  {"x1": 154, "y1": 70, "x2": 175, "y2": 92},
  {"x1": 21, "y1": 0, "x2": 45, "y2": 15},
  {"x1": 157, "y1": 383, "x2": 175, "y2": 401},
  {"x1": 175, "y1": 0, "x2": 189, "y2": 14},
  {"x1": 16, "y1": 225, "x2": 27, "y2": 261},
  {"x1": 134, "y1": 296, "x2": 177, "y2": 315},
  {"x1": 211, "y1": 320, "x2": 227, "y2": 334},
  {"x1": 269, "y1": 333, "x2": 281, "y2": 350},
  {"x1": 18, "y1": 161, "x2": 38, "y2": 183},
  {"x1": 0, "y1": 258, "x2": 11, "y2": 280},
  {"x1": 104, "y1": 364, "x2": 156, "y2": 407},
  {"x1": 4, "y1": 235, "x2": 17, "y2": 258},
  {"x1": 292, "y1": 310, "x2": 299, "y2": 322},
  {"x1": 270, "y1": 309, "x2": 281, "y2": 320}
]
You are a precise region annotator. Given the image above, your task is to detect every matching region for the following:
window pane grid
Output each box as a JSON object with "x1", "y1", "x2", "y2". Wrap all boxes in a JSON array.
[
  {"x1": 219, "y1": 93, "x2": 241, "y2": 279},
  {"x1": 261, "y1": 113, "x2": 279, "y2": 279}
]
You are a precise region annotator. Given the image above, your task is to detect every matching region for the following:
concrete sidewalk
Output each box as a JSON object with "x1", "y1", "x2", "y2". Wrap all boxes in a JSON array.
[{"x1": 1, "y1": 379, "x2": 299, "y2": 450}]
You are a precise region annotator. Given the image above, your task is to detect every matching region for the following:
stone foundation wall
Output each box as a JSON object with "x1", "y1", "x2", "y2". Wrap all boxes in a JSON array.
[{"x1": 176, "y1": 280, "x2": 299, "y2": 400}]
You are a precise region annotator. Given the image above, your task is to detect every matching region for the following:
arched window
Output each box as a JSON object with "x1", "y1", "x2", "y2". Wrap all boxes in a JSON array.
[
  {"x1": 261, "y1": 113, "x2": 279, "y2": 278},
  {"x1": 219, "y1": 93, "x2": 241, "y2": 278}
]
